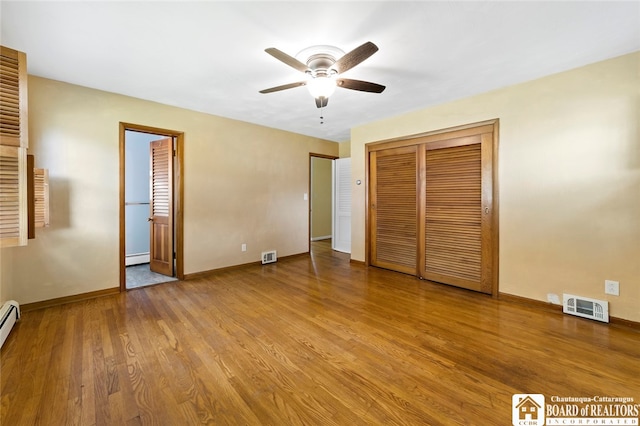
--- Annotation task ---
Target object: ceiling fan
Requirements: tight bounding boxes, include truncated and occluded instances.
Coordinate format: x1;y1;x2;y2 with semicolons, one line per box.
259;41;385;108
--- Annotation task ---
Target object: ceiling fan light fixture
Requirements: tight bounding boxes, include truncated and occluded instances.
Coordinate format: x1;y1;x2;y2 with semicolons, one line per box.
260;41;384;109
306;76;336;99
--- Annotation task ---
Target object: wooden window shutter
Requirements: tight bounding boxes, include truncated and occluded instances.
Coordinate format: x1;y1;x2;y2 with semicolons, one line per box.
0;145;27;247
34;168;49;228
1;45;29;246
28;154;50;235
0;46;28;148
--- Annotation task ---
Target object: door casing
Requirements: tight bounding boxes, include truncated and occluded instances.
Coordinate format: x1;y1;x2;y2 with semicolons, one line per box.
119;123;185;291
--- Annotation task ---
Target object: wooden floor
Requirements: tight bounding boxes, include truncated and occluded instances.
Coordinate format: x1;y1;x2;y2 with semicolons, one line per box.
1;241;639;425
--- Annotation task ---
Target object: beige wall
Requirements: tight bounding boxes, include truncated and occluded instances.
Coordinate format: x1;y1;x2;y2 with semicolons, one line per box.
0;76;337;304
339;141;351;158
351;52;640;322
311;157;332;239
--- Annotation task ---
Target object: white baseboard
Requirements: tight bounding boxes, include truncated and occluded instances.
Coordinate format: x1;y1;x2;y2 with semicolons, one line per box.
126;253;150;266
311;235;332;242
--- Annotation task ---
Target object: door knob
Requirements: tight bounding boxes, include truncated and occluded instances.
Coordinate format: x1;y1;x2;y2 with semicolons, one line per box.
148;217;154;222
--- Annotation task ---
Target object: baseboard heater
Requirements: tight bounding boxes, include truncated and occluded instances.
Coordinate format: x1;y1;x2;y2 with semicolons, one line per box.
0;300;21;349
563;294;609;323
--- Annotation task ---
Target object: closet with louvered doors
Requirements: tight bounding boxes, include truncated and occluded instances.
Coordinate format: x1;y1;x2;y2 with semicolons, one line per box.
367;121;498;296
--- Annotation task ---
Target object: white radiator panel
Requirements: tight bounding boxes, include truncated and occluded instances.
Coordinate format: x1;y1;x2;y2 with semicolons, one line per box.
0;300;20;349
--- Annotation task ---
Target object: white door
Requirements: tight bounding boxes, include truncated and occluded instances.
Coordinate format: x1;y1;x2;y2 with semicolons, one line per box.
332;158;351;253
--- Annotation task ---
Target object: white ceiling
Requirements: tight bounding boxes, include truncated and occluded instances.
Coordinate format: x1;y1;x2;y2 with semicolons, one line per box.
1;1;639;142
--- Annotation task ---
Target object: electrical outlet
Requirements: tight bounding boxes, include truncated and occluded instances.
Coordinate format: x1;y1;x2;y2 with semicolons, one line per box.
605;280;619;296
241;243;247;252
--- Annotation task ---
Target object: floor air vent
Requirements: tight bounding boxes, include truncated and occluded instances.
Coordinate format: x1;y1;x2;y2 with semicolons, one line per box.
261;250;277;264
563;294;609;323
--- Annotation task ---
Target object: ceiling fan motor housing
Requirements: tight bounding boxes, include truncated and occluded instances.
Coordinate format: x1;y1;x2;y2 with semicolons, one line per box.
306;53;338;77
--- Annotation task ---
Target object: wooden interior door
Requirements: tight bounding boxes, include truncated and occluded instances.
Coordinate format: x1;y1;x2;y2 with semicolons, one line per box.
149;137;174;276
369;145;418;275
420;134;493;293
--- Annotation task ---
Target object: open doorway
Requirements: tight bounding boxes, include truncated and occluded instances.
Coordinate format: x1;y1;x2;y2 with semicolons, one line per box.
309;154;351;255
119;123;184;291
310;156;334;248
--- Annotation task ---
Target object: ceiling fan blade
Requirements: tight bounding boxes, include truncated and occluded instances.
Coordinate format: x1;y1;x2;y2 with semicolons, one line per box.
337;78;385;93
265;48;309;73
259;81;306;94
333;41;378;74
315;96;329;108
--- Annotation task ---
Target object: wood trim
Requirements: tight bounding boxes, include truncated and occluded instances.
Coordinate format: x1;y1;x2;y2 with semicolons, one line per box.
498;293;562;313
423;134;480;151
366;120;498;152
610;316;640;332
480;132;494;295
21;287;120;312
175;132;184;280
499;293;640;331
349;258;365;266
119;124;126;290
119;123;185;292
309;153;339;160
490;121;500;298
184;252;310;280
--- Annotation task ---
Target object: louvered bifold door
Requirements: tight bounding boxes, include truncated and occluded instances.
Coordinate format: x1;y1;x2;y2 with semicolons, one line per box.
370;146;418;275
149;138;173;276
421;135;492;293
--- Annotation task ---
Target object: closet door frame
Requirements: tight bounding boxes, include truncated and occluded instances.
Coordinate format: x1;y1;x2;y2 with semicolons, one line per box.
365;119;500;297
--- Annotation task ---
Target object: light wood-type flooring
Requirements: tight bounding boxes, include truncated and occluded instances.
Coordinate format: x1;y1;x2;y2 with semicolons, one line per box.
1;241;639;425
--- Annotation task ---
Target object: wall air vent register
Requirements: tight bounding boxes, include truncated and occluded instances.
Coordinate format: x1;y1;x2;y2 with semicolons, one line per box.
563;294;609;323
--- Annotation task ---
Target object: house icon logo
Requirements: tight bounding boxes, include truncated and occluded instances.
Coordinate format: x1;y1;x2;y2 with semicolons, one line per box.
512;394;545;425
